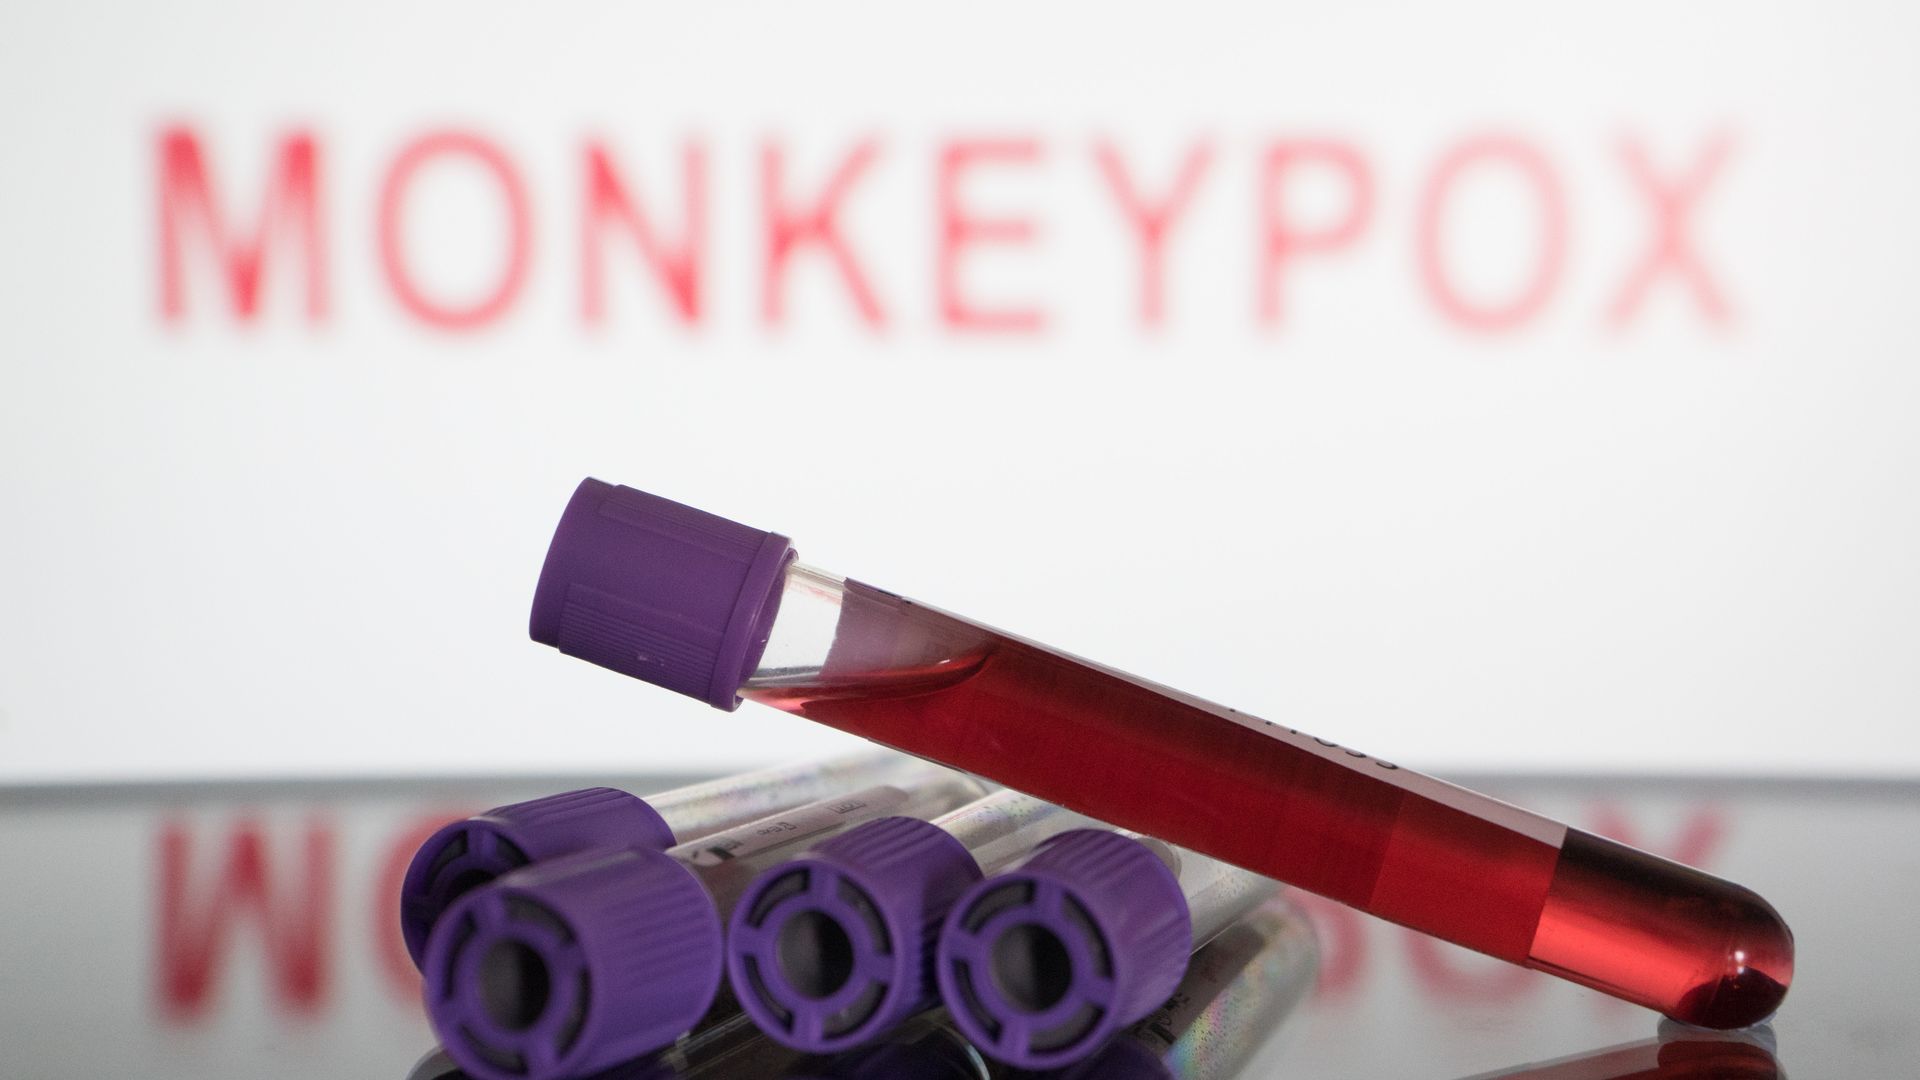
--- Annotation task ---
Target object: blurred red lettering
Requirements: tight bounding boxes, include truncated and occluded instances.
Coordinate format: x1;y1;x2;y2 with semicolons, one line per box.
1287;889;1369;996
760;138;887;328
157;126;326;323
1608;134;1734;327
1402;932;1540;1000
378;131;531;330
153;126;1739;337
156;818;334;1019
1257;139;1373;326
1094;139;1214;328
1587;803;1726;868
583;140;706;326
1417;135;1567;331
374;810;471;1001
937;137;1045;333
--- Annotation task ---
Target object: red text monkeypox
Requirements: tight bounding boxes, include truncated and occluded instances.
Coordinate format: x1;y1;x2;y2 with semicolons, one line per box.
155;125;1736;335
150;802;1726;1021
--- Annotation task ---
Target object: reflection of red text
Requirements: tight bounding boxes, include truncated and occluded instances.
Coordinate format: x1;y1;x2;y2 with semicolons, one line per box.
149;803;1732;1022
1585;801;1724;869
1294;805;1730;1003
156;817;335;1019
372;810;475;1002
155;126;1736;336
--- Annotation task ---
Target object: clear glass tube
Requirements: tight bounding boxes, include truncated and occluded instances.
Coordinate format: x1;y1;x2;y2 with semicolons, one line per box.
1121;893;1320;1080
933;788;1090;873
645;749;947;843
736;564;1793;1028
1130;835;1282;948
670;770;989;917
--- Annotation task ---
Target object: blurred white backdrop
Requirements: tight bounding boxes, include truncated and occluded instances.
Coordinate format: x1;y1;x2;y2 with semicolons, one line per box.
1;0;1916;781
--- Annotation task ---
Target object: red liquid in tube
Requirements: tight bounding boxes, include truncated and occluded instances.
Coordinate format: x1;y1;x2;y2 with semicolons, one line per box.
742;580;1793;1029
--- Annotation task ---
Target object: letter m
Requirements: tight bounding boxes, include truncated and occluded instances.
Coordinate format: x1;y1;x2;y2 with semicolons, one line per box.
157;125;326;323
156;817;334;1020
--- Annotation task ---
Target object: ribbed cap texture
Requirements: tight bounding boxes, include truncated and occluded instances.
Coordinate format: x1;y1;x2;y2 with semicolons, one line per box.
400;788;675;969
481;788;679;857
529;479;793;709
936;829;1191;1069
425;848;723;1080
1018;831;1192;1025
729;817;981;1053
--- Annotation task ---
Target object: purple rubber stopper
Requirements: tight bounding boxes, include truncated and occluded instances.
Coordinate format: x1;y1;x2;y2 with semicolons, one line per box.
934;830;1191;1070
400;788;676;969
727;817;983;1054
530;478;795;710
423;847;723;1080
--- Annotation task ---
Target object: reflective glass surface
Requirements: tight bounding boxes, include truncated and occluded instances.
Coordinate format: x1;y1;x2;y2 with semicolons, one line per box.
1;775;1910;1077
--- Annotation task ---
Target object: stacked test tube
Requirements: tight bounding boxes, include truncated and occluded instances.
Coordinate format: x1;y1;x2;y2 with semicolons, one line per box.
402;753;1316;1080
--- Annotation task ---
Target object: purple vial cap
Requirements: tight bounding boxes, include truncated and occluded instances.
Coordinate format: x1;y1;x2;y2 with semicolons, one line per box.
530;478;795;710
400;788;676;969
728;817;983;1054
934;830;1191;1071
422;847;723;1080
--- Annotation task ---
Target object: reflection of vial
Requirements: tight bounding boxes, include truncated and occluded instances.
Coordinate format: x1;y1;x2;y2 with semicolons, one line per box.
421;764;986;1080
529;480;1793;1028
401;750;936;967
1451;1025;1784;1080
934;828;1278;1069
728;789;1090;1053
402;1013;811;1080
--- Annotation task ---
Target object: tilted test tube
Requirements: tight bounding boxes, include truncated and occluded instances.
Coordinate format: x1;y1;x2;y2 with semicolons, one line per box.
727;788;1091;1054
528;479;1793;1029
935;829;1279;1069
421;761;987;1080
401;749;938;967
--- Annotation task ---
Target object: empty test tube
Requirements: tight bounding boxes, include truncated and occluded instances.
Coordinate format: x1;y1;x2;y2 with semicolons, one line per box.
728;788;1091;1053
422;762;988;1080
935;828;1279;1069
402;750;935;966
527;479;1793;1028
